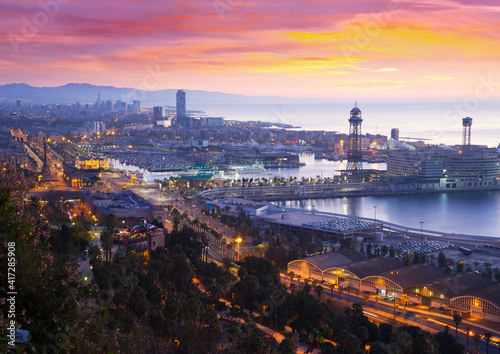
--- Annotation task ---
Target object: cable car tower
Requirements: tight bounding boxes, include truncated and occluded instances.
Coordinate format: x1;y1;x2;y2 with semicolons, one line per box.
347;102;363;177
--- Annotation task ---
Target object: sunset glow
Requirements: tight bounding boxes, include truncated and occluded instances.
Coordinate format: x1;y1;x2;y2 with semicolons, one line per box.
1;0;500;98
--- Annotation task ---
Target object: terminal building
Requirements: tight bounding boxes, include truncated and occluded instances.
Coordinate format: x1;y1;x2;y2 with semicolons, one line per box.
386;145;500;191
444;146;500;189
451;283;500;322
387;148;453;178
288;253;500;323
287;249;366;281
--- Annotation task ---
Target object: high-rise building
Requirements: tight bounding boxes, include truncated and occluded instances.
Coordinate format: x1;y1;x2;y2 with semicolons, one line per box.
153;106;165;121
133;100;140;113
176;90;186;118
462;117;472;146
391;128;399;141
16;100;22;109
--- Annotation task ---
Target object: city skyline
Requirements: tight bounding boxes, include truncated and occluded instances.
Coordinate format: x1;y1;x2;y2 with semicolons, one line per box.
2;0;500;99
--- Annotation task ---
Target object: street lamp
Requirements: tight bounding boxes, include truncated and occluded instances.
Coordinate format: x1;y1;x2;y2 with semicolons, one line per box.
204;245;209;262
236;237;242;261
312;204;316;237
420;221;424;255
373;205;377;236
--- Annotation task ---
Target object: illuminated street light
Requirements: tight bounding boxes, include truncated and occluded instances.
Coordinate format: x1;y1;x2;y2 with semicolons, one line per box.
236;237;242;261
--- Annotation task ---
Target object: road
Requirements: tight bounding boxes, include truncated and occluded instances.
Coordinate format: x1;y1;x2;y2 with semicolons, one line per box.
282;276;500;353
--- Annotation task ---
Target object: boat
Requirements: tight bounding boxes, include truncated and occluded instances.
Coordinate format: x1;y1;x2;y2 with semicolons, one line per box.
213;164;281;181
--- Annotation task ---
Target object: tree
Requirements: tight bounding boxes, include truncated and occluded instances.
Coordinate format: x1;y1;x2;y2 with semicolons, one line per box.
446;258;455;273
430;254;436;265
465;326;471;346
101;213;117;261
473;260;481;271
456;260;464;272
494;268;500;283
278;332;298;354
338;286;344;300
346;285;352;303
329;283;335;298
366;243;373;257
222;256;233;273
288;271;295;288
379;323;393;344
403;251;411;266
484;331;493;354
0;166;118;351
389;245;395;258
315;285;324;299
363;293;370;307
400;294;410;320
438;251;447;268
453;314;462;340
374;294;380;310
208;282;226;304
473;333;481;353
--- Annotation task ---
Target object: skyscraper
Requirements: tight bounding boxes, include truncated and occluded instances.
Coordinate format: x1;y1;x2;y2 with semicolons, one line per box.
176;90;186;118
462;117;472;146
153;106;165;121
391;128;399;141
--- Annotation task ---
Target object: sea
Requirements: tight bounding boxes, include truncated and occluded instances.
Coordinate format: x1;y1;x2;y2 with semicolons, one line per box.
267;153;500;238
189;102;500;237
190;101;500;147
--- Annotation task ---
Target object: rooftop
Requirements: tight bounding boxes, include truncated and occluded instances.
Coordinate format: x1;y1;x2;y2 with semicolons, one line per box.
340;256;406;279
375;263;448;289
465;283;500;307
412;272;493;299
289;249;366;271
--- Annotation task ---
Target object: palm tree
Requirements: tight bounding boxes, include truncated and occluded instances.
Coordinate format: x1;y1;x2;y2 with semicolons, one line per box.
484;331;493;354
453;314;462;340
374;295;380;310
363;294;370;307
473;260;480;271
473;333;481;353
430;254;436;265
338;286;344;300
346;285;352;303
329;283;335;298
208;282;225;304
355;288;360;303
222;257;233;273
288;271;295;288
315;285;324;299
400;294;410;320
466;326;471;346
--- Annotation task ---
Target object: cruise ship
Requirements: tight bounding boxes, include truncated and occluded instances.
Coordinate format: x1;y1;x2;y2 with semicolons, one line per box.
213;164;281;181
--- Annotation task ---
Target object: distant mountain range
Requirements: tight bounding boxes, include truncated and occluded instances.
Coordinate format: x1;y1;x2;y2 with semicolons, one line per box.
0;83;323;106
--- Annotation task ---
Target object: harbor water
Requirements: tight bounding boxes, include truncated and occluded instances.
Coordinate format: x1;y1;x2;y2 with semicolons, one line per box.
271;153;500;238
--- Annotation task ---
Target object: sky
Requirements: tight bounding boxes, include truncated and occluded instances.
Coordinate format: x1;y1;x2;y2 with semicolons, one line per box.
1;0;500;99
